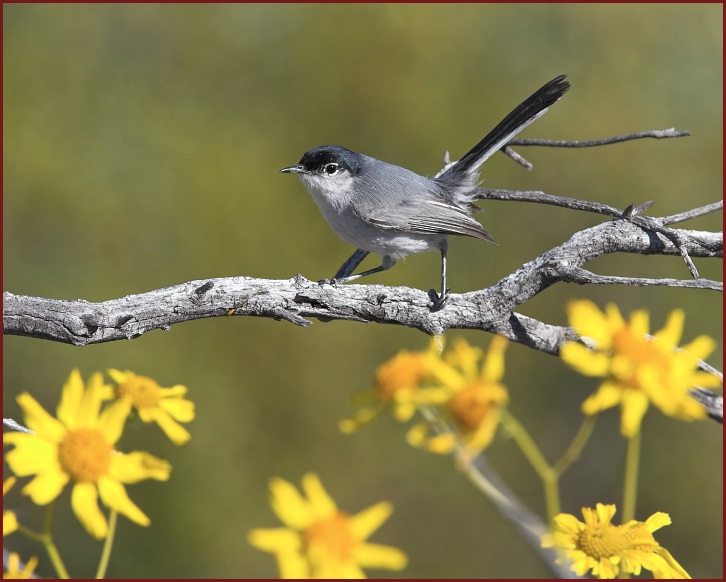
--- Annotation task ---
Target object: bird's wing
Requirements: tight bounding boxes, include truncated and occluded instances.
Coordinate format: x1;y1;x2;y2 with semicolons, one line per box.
364;198;495;242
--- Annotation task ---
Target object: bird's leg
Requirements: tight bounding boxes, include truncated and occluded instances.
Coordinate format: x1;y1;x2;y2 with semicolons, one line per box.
428;243;450;311
333;248;369;280
319;250;395;285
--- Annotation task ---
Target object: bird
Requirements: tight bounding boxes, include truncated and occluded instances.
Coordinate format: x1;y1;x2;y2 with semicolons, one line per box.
281;74;570;309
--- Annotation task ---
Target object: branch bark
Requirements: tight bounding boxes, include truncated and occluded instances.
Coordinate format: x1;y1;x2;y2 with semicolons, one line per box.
4;216;721;347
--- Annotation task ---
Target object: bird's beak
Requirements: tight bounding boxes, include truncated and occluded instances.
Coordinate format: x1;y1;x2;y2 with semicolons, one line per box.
280;165;307;174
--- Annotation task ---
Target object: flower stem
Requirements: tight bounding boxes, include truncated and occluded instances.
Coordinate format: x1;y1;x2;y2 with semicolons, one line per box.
553;415;596;476
32;502;70;579
500;410;560;522
621;430;641;524
95;509;118;578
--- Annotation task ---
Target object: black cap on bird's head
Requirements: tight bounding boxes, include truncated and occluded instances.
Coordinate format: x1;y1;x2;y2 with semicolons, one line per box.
280;145;364;177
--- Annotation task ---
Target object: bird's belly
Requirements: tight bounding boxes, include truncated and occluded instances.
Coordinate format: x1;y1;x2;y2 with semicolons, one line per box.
314;200;441;259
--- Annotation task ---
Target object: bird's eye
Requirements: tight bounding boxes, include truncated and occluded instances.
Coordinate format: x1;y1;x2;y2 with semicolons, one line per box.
323;163;339;175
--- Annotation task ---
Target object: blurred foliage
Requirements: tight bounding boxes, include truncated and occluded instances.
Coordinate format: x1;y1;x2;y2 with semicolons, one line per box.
3;4;722;578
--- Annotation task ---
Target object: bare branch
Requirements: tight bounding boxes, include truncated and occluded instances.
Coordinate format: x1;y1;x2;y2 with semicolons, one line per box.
4;219;720;347
507;128;691;148
661;201;724;225
689;389;724;423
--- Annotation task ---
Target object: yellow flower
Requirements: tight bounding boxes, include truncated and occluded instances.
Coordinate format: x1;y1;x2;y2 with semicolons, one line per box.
561;301;721;437
407;336;509;456
3;552;39;579
542;503;690;579
106;369;195;445
3;477;18;536
248;473;407;578
3;369;172;539
339;339;451;433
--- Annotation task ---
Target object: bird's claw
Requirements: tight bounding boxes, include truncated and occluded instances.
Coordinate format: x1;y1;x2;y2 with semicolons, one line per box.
428;288;450;311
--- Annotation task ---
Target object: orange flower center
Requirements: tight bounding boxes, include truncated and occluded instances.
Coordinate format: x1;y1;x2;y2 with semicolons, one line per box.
375;353;429;401
611;328;669;389
449;382;496;431
117;375;161;409
57;428;112;483
612;328;664;365
303;512;357;562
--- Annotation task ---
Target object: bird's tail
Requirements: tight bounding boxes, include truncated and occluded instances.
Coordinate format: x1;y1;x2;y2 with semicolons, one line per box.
436;75;570;191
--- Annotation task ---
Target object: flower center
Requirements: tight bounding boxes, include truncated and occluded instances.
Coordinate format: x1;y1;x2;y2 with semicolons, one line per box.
449;382;495;430
375;353;429;401
303;512;357;562
117;375;162;409
57;428;112;483
577;523;628;559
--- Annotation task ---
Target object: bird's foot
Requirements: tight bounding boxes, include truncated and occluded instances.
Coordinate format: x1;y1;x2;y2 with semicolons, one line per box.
428;288;450;311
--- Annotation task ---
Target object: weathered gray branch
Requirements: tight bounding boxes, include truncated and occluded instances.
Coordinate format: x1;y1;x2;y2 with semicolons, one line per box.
4;216;721;347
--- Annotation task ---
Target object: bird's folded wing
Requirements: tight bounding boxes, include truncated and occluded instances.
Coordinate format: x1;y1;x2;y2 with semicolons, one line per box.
365;198;495;242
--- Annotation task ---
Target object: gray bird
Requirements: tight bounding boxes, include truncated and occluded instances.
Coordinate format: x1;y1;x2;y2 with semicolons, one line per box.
281;74;569;309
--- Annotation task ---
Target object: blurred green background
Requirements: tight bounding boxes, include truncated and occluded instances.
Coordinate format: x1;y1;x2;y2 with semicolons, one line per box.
3;4;722;578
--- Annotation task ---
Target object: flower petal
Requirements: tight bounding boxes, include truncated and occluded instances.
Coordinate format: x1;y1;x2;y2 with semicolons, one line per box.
619;390;649;437
15;393;66;441
654;309;684;347
269;477;313;530
349;501;393;540
248;529;307;579
159;397;195;422
71;482;108;538
560;343;610;377
248;527;301;552
149;408;192;444
22;466;69;505
97;475;150;527
481;335;507;382
158;384;189;397
567;300;613;349
644;512;672;532
109;451;171;483
57;369;85;428
354;542;408;571
3;433;59;477
582;382;623;415
77;372;106;428
97;399;132;445
301;473;337;518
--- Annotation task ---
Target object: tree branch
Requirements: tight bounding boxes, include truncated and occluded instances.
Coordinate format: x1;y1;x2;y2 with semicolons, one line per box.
4;129;721;422
4;218;721;346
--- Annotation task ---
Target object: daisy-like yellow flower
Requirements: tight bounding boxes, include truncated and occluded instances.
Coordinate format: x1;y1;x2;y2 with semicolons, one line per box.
3;477;19;536
106;369;195;445
248;473;407;579
542;503;690;579
339;339;451;433
560;300;721;437
407;336;509;456
3;369;171;539
3;552;39;579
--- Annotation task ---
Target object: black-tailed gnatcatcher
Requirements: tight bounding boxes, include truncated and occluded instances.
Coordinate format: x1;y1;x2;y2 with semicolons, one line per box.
281;74;569;309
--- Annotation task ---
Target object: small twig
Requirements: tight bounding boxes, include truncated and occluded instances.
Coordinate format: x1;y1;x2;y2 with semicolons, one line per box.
661;201;723;225
689;388;723;423
3;418;33;434
507;128;691;148
559;266;722;291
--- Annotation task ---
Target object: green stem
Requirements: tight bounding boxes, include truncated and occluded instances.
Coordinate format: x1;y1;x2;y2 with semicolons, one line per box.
500;410;561;522
95;509;118;579
553;415;596;476
17;502;71;578
621;430;641;524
